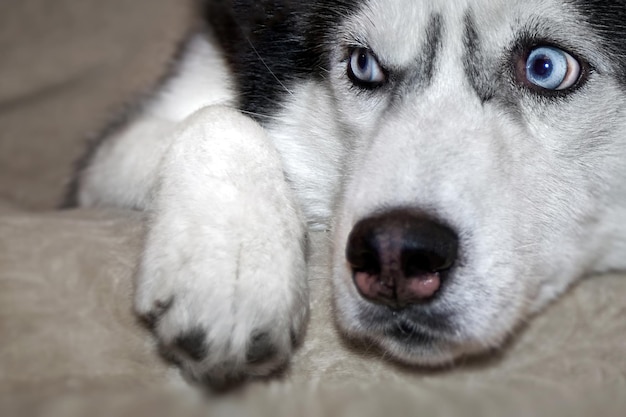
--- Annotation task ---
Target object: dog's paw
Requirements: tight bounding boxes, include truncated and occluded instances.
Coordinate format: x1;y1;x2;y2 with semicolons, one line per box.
135;236;309;387
135;202;309;388
134;106;309;387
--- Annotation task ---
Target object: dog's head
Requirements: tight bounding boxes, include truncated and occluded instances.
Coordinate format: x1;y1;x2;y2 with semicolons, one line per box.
322;0;626;365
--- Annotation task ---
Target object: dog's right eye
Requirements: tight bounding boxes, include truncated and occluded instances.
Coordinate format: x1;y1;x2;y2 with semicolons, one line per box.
347;48;387;88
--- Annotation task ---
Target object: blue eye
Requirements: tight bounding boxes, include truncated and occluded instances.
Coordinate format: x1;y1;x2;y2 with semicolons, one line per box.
348;48;386;87
525;46;581;91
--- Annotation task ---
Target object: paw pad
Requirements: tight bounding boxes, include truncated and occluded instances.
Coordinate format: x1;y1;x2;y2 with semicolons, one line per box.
139;298;174;328
173;328;209;362
246;331;278;364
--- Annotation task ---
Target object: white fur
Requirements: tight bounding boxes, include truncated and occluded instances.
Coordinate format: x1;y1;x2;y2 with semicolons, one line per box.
330;0;626;363
80;36;311;382
79;34;234;209
77;0;626;382
135;106;308;382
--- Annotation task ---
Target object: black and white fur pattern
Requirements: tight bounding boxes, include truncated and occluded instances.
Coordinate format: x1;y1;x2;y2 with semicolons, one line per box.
68;0;626;386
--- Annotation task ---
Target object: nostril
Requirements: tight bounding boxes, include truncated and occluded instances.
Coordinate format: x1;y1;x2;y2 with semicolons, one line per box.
402;230;458;276
346;231;381;275
402;250;445;276
347;250;381;275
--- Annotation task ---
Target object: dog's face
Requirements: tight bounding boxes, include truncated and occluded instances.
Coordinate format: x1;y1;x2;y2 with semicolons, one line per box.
322;0;626;364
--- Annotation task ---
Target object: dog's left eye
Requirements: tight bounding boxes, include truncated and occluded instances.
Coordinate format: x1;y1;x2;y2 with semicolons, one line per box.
348;48;386;88
524;46;581;91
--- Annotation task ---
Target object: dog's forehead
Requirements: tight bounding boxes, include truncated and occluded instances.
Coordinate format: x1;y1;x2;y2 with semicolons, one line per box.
341;0;587;67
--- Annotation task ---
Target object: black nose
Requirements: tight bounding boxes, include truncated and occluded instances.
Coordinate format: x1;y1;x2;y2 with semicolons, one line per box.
346;209;458;308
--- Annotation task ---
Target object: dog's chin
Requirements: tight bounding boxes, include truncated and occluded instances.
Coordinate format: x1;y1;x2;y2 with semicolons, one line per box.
332;275;515;367
367;323;461;367
372;337;461;368
335;306;498;367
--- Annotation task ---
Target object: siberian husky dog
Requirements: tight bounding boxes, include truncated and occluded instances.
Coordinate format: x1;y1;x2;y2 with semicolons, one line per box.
67;0;626;385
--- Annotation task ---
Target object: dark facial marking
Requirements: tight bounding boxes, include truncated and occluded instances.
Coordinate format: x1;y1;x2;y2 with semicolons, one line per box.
463;11;496;103
421;14;444;87
387;14;443;106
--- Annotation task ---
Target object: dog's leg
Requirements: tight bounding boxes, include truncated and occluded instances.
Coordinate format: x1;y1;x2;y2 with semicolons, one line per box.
132;106;308;386
78;103;309;385
74;32;234;211
73;33;309;385
75;116;177;209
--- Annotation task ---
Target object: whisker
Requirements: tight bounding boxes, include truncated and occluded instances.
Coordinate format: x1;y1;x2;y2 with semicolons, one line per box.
238;109;283;122
246;36;294;97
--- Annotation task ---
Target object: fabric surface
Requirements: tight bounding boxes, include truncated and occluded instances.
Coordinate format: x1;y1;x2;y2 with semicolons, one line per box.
1;1;625;415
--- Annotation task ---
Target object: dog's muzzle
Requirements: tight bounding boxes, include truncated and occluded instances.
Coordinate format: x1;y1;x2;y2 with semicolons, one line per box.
346;209;459;309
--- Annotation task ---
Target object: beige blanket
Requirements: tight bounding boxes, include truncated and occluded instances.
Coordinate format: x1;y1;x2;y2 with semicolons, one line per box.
1;1;625;415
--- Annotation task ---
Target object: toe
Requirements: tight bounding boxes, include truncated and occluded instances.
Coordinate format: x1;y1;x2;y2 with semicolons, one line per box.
246;331;279;365
172;327;210;362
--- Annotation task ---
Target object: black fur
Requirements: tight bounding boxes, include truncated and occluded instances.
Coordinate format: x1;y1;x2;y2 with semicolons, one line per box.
202;0;359;122
63;0;358;206
571;0;626;86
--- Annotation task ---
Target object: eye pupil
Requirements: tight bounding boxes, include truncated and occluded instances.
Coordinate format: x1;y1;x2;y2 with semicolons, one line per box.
532;55;553;79
358;53;369;71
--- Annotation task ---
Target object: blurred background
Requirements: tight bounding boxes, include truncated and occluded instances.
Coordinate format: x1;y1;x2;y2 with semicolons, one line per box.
0;0;192;209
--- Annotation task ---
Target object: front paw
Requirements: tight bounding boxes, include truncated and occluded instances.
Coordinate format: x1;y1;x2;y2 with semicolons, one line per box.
135;213;309;387
134;106;310;387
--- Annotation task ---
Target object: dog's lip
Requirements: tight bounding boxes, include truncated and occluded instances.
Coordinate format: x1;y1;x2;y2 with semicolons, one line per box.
356;303;456;344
